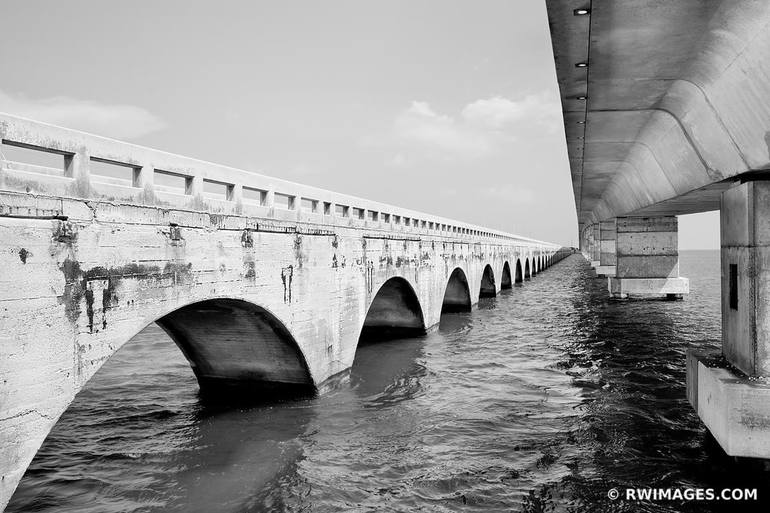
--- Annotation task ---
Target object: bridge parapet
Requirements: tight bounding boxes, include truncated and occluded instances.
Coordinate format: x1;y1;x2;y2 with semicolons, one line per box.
0;113;543;246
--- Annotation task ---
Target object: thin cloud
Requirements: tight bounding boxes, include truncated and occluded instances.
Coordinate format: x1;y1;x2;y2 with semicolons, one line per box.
0;89;165;140
462;93;562;133
480;184;535;204
394;101;495;158
389;92;561;161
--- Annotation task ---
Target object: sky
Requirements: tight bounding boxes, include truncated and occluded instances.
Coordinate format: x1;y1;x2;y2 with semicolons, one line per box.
0;1;719;248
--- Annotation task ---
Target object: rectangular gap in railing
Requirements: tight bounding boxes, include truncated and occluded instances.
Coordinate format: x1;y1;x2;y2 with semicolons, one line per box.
382;213;390;223
243;186;267;206
335;204;349;217
203;178;234;201
394;215;401;225
352;207;364;220
90;157;140;187
369;210;379;222
0;140;72;176
323;202;332;215
301;197;318;213
155;169;192;195
275;192;295;210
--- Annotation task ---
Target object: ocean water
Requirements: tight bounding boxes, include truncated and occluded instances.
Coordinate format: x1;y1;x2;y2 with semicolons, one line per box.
10;250;770;512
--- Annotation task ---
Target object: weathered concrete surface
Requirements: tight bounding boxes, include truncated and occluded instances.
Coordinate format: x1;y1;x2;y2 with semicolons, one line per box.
596;219;616;277
547;0;770;224
609;216;688;299
719;181;770;377
688;350;770;459
0;113;569;510
685;181;770;459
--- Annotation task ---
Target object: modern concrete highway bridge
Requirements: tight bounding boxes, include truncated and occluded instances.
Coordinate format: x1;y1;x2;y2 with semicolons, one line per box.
547;1;770;459
0;113;569;508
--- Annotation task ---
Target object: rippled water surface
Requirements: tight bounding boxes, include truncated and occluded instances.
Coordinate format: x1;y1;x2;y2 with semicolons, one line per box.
10;251;770;512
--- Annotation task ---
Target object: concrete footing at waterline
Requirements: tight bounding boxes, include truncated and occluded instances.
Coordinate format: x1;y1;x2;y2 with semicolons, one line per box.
687;350;770;459
609;277;689;300
595;265;615;278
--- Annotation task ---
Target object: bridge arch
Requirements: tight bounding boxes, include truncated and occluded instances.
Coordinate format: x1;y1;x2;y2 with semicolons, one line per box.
515;259;524;284
360;277;426;342
479;264;496;298
524;258;531;280
501;261;513;290
157;298;314;394
442;268;472;313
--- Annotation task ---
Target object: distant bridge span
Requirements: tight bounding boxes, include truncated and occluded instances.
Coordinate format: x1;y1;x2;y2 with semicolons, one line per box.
0;113;569;508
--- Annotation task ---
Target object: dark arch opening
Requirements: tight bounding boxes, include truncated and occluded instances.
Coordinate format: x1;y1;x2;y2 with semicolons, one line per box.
360;277;426;343
501;262;513;290
442;268;472;313
158;299;314;396
524;259;531;280
9;304;317;512
515;259;523;284
480;264;496;298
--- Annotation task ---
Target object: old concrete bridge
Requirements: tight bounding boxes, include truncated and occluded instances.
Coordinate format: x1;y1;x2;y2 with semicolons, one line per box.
547;1;770;460
0;113;569;508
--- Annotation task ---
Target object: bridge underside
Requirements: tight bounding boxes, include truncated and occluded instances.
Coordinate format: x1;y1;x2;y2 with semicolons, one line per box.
547;0;770;225
548;0;770;459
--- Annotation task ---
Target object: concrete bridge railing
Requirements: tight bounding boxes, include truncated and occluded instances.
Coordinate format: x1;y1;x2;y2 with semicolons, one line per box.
0;113;570;509
0;114;540;243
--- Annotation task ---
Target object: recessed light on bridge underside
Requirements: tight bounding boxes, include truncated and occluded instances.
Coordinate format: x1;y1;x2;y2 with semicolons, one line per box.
577;121;586;124
573;8;590;16
576;96;588;100
575;62;588;68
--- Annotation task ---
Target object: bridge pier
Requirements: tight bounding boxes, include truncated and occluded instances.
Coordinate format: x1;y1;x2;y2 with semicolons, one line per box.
609;216;689;299
595;219;616;278
688;181;770;458
589;223;601;269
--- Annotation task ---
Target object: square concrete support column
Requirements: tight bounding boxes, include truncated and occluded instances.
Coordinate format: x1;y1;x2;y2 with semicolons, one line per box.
596;219;616;277
580;224;590;261
687;181;770;459
590;223;601;268
609;216;689;299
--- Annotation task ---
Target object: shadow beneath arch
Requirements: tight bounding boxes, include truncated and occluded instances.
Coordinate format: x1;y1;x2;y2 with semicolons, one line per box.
7;323;319;513
158;299;315;399
441;268;472;314
359;277;426;344
480;264;496;298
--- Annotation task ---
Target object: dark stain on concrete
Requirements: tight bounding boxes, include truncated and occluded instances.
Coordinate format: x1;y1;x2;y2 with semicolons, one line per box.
53;220;77;243
244;260;256;279
281;265;294;303
294;234;304;268
58;259;192;330
18;248;29;263
59;258;85;325
84;287;95;333
241;229;253;248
